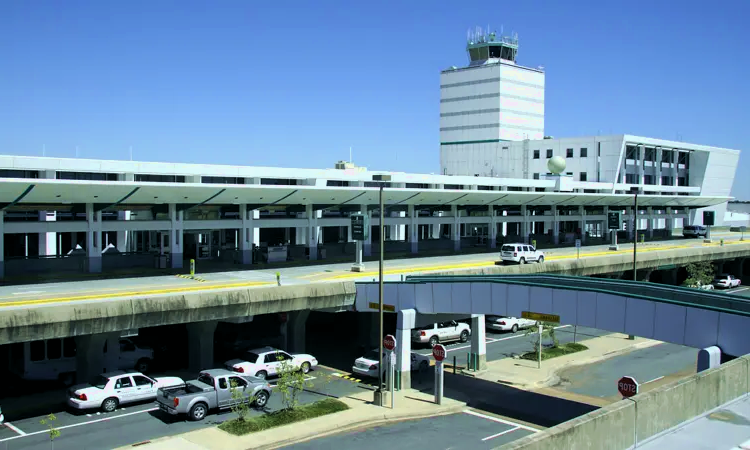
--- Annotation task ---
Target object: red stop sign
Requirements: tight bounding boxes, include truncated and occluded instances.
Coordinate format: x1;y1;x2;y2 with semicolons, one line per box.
617;376;639;398
383;334;396;351
432;344;447;362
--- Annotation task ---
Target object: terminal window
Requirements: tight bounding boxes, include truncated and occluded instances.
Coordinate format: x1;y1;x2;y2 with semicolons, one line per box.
546;149;553;158
533;173;539;180
579;172;587;181
566;148;574;158
580;148;588;157
533;150;540;159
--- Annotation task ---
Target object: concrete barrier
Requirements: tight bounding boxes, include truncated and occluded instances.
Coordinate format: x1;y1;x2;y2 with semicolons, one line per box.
497;355;750;450
0;282;357;344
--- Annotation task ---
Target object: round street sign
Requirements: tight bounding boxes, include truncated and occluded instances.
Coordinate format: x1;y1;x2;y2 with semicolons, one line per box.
383;334;396;351
432;344;447;362
617;376;639;398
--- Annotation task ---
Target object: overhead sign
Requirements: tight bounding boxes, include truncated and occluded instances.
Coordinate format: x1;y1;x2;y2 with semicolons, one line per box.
607;212;621;230
432;344;447;362
522;311;560;323
383;334;396;351
703;210;715;226
617;376;639;398
368;302;395;312
351;213;370;241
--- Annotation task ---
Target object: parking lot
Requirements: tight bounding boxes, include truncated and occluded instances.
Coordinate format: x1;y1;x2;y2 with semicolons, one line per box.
286;409;538;449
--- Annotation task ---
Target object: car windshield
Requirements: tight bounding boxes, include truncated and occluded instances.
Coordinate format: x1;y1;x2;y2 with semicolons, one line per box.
243;351;261;363
363;350;381;361
92;375;109;389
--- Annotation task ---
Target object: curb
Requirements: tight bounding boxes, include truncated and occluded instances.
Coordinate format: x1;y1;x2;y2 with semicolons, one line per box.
253;403;467;450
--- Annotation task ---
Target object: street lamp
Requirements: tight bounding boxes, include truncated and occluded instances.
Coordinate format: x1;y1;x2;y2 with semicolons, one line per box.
629;186;638;340
372;174;392;406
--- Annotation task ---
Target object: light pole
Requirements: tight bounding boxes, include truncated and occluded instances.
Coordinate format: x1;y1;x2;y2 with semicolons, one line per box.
629;186;638;340
372;174;391;406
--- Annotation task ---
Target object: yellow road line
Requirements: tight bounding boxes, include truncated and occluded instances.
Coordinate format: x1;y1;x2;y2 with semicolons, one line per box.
0;280;274;308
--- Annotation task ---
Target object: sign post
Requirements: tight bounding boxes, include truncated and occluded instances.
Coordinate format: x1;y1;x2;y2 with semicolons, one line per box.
350;213;369;272
537;321;543;368
575;239;581;259
383;335;396;409
608;211;621;251
703;210;715;243
617;376;639;398
433;344;446;405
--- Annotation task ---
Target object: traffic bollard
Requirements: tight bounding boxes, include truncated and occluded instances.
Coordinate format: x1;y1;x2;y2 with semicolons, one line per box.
190;259;195;277
276;272;281;286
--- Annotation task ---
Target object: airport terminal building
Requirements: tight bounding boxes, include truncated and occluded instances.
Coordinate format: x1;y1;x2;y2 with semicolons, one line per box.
0;29;740;278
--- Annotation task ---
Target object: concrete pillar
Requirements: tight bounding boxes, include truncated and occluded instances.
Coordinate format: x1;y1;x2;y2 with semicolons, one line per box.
187;321;218;373
75;332;119;384
451;205;460;251
86;203;102;273
239;204;254;264
408;204;418;254
665;207;674;236
357;312;379;350
656;147;663;185
306;205;318;260
579;205;586;244
697;346;721;372
647;207;654;239
521;206;529;243
282;310;310;354
627;207;635;240
488;205;497;249
638;144;645;184
116;211;130;252
169;203;183;269
38;211;57;256
285;227;293;245
470;314;487;370
395;309;415;390
502;210;508;237
663;268;678;285
672;150;679;187
553;207;560;245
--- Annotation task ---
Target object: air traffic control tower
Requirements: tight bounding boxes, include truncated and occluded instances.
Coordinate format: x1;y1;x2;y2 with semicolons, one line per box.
439;27;545;149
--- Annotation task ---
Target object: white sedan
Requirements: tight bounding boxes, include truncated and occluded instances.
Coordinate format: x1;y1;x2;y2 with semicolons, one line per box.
67;371;184;413
486;315;536;333
352;350;430;379
225;346;318;380
713;274;742;289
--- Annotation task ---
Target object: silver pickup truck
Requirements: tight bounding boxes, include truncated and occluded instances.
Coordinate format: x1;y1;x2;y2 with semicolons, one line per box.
157;368;272;421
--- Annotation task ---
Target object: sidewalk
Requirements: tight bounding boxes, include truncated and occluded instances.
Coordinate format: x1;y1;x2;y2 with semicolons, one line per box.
467;332;662;391
114;389;465;450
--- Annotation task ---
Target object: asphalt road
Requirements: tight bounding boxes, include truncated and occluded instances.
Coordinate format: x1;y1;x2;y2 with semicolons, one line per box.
0;367;364;450
412;324;609;367
554;342;698;399
285;410;539;450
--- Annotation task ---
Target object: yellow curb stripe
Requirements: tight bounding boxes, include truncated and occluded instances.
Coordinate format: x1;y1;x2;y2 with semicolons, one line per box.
0;280;275;308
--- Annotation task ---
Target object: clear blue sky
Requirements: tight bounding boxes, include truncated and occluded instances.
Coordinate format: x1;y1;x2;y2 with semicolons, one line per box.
1;0;747;199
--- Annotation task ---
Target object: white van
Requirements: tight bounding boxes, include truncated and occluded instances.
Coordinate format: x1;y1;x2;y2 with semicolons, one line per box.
9;337;155;385
500;243;545;264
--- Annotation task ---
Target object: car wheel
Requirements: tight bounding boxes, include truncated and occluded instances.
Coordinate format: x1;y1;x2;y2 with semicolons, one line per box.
429;335;439;347
519;257;526;265
255;370;268;380
459;330;469;343
135;358;151;373
101;397;118;413
301;362;311;374
189;402;208;421
511;324;519;333
254;391;269;408
538;256;544;263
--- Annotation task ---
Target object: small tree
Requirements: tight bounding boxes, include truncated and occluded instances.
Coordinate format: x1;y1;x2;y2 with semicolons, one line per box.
229;378;251;421
524;321;559;352
684;262;715;287
40;413;60;446
275;354;315;411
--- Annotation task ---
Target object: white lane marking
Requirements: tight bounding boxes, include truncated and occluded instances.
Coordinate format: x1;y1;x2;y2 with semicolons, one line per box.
0;407;158;443
4;422;27;436
732;287;749;293
644;376;664;384
11;291;45;295
463;409;539;432
441;325;572;354
482;426;520;441
269;375;316;388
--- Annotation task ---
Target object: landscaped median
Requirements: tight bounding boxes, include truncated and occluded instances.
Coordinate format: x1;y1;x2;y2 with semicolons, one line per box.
520;342;589;361
219;398;350;435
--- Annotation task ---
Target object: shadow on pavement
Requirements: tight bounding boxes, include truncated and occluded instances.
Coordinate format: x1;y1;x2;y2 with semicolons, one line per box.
417;371;598;428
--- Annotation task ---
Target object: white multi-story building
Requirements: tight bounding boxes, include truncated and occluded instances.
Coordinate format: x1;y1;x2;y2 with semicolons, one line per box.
440;30;740;226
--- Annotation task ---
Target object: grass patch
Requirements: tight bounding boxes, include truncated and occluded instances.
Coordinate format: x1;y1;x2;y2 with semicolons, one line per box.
218;398;350;436
520;342;589;361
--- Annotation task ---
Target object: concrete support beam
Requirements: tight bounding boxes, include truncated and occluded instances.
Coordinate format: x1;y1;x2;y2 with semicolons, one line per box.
470;314;487;370
238;204;257;264
451;205;460;252
169;203;183;269
628;207;635;241
553;207;560;245
86;203;102;273
282;310;310;354
75;332;119;384
579;205;586;244
395;309;416;390
361;205;372;257
408;204;418;254
187;320;218;373
647;207;654;239
306;205;319;260
116;211;130;252
38;211;57;256
488;205;497;249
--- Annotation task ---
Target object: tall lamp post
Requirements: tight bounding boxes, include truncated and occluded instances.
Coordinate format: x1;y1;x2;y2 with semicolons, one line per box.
629;186;638;340
372;174;391;406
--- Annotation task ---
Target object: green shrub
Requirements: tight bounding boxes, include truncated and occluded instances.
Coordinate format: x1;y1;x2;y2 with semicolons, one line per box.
219;398;349;436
